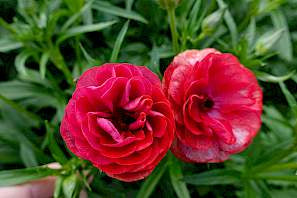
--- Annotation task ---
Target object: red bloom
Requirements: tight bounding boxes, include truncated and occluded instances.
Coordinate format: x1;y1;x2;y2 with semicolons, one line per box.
60;63;175;182
163;49;262;163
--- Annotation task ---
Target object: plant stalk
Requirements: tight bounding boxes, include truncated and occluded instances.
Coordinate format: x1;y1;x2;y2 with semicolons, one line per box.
168;8;179;53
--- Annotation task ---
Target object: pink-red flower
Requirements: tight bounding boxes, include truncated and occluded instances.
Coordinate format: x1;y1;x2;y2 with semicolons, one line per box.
60;63;175;182
163;49;262;163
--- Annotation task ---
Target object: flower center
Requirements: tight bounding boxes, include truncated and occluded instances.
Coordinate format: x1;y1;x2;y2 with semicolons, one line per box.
203;98;214;109
112;109;136;131
195;95;214;112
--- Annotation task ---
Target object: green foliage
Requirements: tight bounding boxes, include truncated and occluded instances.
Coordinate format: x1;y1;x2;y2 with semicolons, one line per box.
0;0;297;197
0;166;60;186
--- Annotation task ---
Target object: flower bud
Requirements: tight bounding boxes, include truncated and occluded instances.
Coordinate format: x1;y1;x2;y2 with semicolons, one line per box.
157;0;181;9
255;28;284;55
201;7;226;35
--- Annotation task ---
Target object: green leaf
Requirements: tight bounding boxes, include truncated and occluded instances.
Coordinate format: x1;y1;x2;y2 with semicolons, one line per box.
64;0;84;13
14;50;34;76
54;176;64;198
0;94;41;125
45;121;68;164
270;190;297;198
263;162;297;172
148;45;162;78
184;169;241;185
63;174;79;198
57;20;117;43
92;1;148;23
254;172;297;181
255;70;295;83
110;20;129;62
244;180;260;198
136;159;168;198
0;142;20;164
0;81;60;109
20;142;38;167
216;0;238;47
271;10;293;61
0;166;60;186
0;38;23;52
61;0;94;32
245;17;256;51
250;141;293;173
40;52;50;79
279;82;297;116
79;43;96;64
169;155;190;198
187;0;202;34
126;0;134;10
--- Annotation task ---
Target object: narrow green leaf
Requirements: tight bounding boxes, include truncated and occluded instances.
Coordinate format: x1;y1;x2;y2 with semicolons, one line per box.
0;143;20;164
250;141;293;173
184;169;241;185
136;160;168;198
279;82;297;116
14;50;34;76
245;17;256;50
79;43;96;64
83;3;93;25
0;18;16;33
187;0;201;34
254;173;297;181
110;20;129;62
60;0;94;32
0;38;23;52
63;175;79;198
271;10;293;61
45;121;68;164
216;0;238;47
0;166;60;186
65;0;85;12
256;181;272;198
54;176;64;198
244;180;259;198
148;45;162;78
126;0;134;10
92;1;147;23
270;190;297;198
255;70;295;83
0;94;41;124
40;52;50;79
292;75;297;84
57;21;117;43
20;142;38;167
189;0;207;37
169;155;190;198
263;162;297;172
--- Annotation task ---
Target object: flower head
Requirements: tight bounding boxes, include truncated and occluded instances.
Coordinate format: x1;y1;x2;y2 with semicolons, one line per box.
163;49;262;162
61;63;175;181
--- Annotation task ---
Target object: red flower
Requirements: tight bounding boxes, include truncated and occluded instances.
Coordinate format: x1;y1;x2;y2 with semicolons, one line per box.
163;49;262;163
60;63;175;182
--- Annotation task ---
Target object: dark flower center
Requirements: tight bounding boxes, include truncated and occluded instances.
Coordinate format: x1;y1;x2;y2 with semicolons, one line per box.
196;95;214;112
203;98;214;109
112;109;136;131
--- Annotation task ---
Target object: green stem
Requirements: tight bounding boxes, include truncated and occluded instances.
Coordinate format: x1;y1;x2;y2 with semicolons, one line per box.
168;8;179;53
